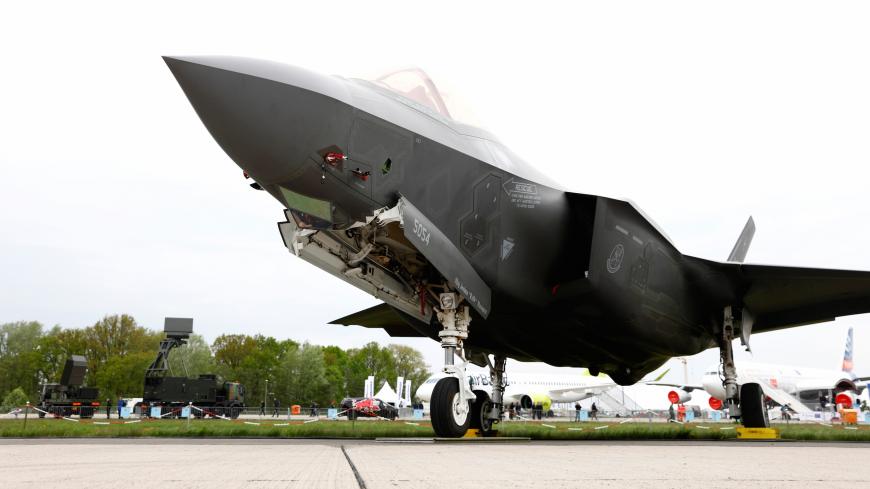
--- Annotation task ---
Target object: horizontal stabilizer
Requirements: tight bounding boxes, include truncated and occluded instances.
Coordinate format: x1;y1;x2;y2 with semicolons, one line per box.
330;303;430;338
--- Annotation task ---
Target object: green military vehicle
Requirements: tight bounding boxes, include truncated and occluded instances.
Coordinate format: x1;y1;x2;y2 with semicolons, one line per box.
38;355;101;418
142;318;245;418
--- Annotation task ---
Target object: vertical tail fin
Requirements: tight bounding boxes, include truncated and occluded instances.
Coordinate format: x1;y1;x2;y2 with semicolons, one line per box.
727;216;756;263
842;327;854;374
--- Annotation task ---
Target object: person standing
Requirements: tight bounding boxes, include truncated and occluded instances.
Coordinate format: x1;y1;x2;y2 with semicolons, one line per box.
668;403;675;422
574;402;582;422
781;403;791;423
259;400;266;416
106;399;111;419
272;398;280;417
310;401;318;418
117;398;124;419
590;402;599;421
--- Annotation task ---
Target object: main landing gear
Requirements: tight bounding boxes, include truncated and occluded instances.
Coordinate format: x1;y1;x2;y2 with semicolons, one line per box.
429;292;505;438
719;306;769;428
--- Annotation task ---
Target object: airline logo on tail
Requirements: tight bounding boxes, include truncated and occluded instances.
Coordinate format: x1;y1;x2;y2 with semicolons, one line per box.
842;327;854;373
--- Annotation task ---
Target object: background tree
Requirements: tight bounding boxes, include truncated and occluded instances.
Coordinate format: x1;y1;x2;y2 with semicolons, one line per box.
93;352;155;399
212;334;298;406
167;334;215;377
0;321;45;399
1;387;29;412
322;345;350;403
0;315;430;408
275;343;330;406
346;342;397;397
389;344;430;398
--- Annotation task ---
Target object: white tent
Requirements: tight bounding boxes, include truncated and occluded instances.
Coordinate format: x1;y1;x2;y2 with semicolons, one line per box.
374;381;398;403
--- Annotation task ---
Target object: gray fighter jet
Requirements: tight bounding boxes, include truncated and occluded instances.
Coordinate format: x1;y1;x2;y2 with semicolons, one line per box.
165;56;870;436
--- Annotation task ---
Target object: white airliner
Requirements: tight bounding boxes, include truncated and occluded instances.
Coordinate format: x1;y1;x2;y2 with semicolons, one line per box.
657;327;868;414
416;369;665;411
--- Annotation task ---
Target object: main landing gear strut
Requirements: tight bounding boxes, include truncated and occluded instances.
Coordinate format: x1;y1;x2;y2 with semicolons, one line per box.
429;292;505;437
719;306;769;428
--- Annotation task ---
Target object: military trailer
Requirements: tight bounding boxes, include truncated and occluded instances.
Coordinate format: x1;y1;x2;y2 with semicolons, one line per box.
38;355;100;418
142;317;245;418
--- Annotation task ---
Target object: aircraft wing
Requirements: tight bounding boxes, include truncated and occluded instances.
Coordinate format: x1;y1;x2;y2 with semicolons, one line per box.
330;303;431;338
547;383;618;396
552;370;673;395
647;382;704;392
689;257;870;334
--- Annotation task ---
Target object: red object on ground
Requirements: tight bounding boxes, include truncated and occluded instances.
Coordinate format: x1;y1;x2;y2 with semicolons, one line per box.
667;391;680;404
836;393;853;408
708;397;723;410
353;398;380;415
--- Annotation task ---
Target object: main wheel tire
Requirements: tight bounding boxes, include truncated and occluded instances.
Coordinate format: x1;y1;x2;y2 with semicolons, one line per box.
431;377;471;438
740;382;770;428
470;391;496;434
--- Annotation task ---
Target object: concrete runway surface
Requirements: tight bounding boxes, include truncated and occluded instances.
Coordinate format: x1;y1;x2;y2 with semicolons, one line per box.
2;438;869;489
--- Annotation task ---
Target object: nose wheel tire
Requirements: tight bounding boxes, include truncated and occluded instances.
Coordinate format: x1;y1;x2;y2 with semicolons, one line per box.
470;391;496;435
431;377;471;438
740;382;770;428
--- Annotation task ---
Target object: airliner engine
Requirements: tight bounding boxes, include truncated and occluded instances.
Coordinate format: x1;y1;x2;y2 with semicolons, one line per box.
515;393;552;411
667;389;692;404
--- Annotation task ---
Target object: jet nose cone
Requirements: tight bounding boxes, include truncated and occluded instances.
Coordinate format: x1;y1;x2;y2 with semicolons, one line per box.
163;55;353;186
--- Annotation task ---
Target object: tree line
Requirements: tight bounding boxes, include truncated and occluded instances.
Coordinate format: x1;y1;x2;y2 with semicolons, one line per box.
0;314;430;409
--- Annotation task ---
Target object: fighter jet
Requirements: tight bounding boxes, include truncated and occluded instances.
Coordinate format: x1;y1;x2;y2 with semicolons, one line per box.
164;56;870;437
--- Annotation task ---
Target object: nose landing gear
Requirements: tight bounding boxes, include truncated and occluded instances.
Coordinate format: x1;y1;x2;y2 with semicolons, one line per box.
429;292;507;438
429;292;476;437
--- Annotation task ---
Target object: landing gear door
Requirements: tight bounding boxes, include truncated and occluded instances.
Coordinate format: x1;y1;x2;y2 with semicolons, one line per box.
400;196;492;318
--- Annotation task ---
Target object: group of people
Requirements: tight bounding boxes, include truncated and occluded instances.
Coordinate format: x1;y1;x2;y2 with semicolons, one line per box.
667;403;688;422
506;402;544;419
258;399;321;417
572;402;598;421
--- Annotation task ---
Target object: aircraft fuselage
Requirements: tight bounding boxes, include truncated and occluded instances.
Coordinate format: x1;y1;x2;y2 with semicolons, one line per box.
167;56;739;383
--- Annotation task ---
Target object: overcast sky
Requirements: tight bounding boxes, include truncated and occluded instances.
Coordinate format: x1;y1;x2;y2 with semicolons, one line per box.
1;1;869;408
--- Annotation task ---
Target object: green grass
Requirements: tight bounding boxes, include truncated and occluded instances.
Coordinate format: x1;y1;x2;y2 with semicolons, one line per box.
0;418;432;438
3;418;870;441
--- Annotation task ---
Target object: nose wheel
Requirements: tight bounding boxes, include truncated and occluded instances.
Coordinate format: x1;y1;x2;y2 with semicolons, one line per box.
431;377;471;438
471;393;495;433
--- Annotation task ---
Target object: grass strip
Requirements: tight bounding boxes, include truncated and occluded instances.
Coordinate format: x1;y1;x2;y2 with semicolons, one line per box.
3;419;870;441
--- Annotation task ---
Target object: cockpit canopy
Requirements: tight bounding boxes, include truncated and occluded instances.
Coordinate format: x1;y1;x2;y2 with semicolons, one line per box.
365;67;480;128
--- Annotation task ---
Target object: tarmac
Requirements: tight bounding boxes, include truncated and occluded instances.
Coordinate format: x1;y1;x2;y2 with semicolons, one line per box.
2;438;870;488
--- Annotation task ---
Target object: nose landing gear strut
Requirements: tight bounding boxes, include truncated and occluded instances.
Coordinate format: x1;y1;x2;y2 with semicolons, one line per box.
429;292;506;437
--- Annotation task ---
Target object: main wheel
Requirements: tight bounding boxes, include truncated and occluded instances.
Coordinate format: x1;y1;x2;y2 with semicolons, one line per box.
470;391;497;434
740;382;770;428
431;377;471;438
